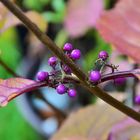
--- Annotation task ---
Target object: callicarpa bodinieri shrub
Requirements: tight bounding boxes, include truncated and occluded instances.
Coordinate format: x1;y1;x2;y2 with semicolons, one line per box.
0;0;140;124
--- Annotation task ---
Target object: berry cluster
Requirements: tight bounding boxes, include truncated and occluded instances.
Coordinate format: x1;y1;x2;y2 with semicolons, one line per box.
36;43;81;98
89;50;126;85
36;42;126;98
89;51;109;84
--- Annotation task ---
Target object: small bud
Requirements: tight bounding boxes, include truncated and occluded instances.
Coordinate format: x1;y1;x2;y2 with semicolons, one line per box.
62;64;72;75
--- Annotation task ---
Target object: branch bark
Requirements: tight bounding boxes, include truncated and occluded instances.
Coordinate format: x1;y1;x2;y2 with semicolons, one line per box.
1;0;140;122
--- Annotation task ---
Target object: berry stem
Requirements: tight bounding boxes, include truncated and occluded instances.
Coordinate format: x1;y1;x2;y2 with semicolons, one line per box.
101;69;138;83
105;63;119;73
2;0;140;123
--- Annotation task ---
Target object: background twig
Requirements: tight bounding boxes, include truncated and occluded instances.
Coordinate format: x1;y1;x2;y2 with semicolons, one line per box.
0;59;19;77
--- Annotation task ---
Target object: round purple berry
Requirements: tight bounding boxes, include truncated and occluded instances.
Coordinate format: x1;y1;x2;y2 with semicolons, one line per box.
135;96;140;104
56;84;66;94
114;77;126;85
67;89;77;98
63;43;73;52
36;71;49;81
98;51;109;60
70;49;81;60
89;70;101;83
48;56;57;67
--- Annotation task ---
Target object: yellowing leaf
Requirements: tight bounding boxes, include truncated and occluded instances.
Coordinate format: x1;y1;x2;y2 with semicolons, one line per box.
51;104;140;140
26;11;47;31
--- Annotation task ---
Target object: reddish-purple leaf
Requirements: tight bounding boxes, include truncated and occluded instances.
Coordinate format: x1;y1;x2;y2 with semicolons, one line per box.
96;0;140;63
51;104;140;140
64;0;103;37
0;78;45;107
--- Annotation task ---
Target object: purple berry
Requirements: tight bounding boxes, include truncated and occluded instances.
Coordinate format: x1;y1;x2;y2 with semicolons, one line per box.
62;64;72;74
63;43;73;52
36;71;49;81
114;77;126;85
48;56;57;67
135;96;140;104
89;70;101;83
56;84;66;94
98;51;109;60
67;89;77;98
70;49;81;60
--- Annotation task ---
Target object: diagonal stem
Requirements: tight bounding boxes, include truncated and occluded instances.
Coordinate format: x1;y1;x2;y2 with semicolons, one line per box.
1;0;140;122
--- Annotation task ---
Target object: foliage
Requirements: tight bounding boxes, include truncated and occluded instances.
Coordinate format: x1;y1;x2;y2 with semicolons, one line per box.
97;0;140;63
64;0;103;37
52;104;140;140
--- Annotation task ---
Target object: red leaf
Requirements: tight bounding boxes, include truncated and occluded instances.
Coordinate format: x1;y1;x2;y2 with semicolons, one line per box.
97;0;140;63
0;78;45;107
64;0;103;37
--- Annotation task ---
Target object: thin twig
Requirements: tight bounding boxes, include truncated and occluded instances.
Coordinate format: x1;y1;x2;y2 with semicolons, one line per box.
0;59;19;77
36;92;67;119
1;0;140;123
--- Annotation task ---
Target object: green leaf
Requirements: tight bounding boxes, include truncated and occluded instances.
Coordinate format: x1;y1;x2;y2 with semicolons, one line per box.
0;102;41;140
42;12;64;23
52;0;65;12
23;0;50;11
